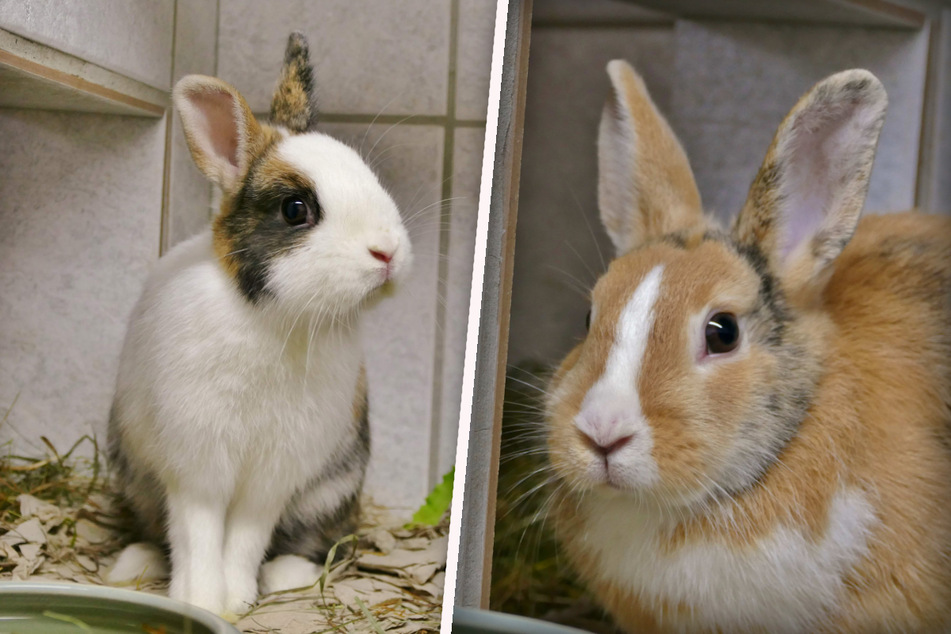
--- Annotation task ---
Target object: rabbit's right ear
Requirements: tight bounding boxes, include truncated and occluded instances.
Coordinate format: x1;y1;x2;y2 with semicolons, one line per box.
173;75;264;194
598;60;703;256
733;70;887;297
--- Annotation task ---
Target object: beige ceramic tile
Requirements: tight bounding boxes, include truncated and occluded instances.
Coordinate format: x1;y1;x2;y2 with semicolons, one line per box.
671;21;929;219
0;0;175;90
437;126;484;475
507;26;675;367
165;0;219;250
166;118;215;249
0;110;166;456
217;0;451;116
172;0;219;79
318;122;445;509
455;0;496;120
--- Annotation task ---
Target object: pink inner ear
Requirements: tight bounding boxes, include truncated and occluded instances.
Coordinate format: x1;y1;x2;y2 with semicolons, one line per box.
191;90;240;169
781;99;862;259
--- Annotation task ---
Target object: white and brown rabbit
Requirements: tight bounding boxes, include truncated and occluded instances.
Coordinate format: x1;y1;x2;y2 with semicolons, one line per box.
105;33;411;616
546;60;951;633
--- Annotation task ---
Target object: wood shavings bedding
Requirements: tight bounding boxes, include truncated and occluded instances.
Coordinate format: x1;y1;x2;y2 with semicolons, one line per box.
1;452;446;633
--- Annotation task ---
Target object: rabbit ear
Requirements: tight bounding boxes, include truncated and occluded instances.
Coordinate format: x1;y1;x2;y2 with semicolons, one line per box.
173;75;264;194
598;60;703;256
733;70;887;293
269;32;319;134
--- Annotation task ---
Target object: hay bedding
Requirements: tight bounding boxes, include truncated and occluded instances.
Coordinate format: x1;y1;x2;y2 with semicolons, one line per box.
0;443;445;633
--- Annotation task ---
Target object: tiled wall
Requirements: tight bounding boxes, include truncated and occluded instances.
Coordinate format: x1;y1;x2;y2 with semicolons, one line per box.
213;0;493;508
0;0;493;512
0;0;175;90
0;0;189;465
509;0;933;368
0;111;167;456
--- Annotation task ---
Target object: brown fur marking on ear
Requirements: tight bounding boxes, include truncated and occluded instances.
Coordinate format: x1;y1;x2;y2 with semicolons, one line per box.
617;68;702;239
734;70;888;302
599;60;704;253
175;75;268;193
270;32;318;134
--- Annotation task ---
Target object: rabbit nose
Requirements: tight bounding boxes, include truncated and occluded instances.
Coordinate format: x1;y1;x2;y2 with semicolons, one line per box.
578;428;635;457
369;248;393;264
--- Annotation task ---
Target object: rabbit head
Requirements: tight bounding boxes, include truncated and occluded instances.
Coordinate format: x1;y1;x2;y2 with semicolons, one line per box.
173;33;411;320
547;60;888;509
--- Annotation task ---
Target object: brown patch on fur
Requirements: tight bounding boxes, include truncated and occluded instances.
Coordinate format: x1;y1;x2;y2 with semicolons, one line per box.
211;124;286;278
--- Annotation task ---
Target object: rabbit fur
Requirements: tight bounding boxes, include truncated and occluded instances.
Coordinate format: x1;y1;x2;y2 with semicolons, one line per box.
546;60;951;633
106;33;411;616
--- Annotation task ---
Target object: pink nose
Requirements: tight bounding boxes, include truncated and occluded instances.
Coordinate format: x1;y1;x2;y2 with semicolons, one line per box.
579;430;634;457
370;249;393;264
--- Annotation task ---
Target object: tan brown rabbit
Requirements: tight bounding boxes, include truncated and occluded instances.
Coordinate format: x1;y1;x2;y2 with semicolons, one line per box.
546;60;951;633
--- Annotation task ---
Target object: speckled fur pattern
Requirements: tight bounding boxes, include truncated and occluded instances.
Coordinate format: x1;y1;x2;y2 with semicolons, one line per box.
269;32;319;134
546;60;951;633
106;34;411;616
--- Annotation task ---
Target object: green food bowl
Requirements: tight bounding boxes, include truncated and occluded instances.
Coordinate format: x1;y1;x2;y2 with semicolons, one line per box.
453;607;592;634
0;581;239;634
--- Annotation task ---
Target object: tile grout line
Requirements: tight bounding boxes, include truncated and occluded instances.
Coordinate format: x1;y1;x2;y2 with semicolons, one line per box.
159;0;180;257
214;0;221;76
428;0;461;490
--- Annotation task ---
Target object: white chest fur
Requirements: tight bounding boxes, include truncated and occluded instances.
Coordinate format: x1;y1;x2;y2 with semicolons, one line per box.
114;230;363;499
578;488;877;632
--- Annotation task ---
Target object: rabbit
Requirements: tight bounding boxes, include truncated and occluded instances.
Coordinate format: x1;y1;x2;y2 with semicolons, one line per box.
104;32;412;617
544;59;951;633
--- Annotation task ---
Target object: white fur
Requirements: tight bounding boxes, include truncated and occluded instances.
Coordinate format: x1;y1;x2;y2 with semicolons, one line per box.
268;134;412;318
259;554;321;595
106;542;168;584
575;266;664;488
579;487;877;632
112;124;411;615
113;229;367;613
114;67;411;616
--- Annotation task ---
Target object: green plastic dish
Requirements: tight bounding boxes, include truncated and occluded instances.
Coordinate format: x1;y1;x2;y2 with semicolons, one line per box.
0;581;239;634
452;607;593;634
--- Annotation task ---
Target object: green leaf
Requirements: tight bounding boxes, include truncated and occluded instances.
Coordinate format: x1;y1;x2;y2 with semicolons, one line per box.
410;466;453;526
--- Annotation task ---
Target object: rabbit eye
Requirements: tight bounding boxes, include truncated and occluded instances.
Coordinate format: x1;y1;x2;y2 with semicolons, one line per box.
281;196;309;226
585;308;592;332
705;312;739;354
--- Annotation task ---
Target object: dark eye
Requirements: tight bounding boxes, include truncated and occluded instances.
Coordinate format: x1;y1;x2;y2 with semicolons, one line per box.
585;308;592;332
705;312;740;354
281;196;309;226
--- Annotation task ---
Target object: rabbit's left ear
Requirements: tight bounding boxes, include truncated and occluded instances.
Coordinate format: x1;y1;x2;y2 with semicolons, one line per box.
733;70;888;293
270;32;319;133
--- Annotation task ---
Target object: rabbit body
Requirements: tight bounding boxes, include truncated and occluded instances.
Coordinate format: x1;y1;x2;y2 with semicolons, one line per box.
110;229;368;611
107;34;409;616
547;61;951;633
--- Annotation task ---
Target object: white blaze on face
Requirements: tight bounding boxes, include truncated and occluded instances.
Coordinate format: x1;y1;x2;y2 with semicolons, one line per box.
576;265;664;487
